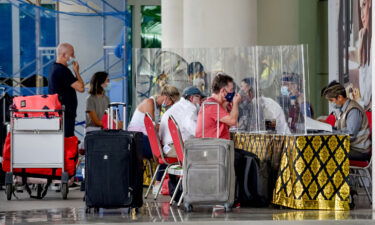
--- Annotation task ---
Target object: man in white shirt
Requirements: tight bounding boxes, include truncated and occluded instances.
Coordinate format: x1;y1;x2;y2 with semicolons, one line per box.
159;86;205;157
239;77;291;134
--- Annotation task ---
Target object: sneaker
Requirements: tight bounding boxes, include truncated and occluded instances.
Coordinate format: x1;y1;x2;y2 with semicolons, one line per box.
51;183;61;192
15;186;24;193
152;182;161;195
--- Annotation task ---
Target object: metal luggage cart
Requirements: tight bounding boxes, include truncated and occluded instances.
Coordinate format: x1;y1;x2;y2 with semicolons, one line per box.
5;107;69;200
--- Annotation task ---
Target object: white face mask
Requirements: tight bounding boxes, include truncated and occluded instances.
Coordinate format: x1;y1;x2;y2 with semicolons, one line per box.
280;86;290;96
195;103;200;111
67;57;76;66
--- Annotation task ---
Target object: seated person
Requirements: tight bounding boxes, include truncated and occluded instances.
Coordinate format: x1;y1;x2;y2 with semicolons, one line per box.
128;85;180;159
321;81;371;160
280;72;314;132
239;77;290;134
238;78;257;131
159;86;205;157
195;73;241;139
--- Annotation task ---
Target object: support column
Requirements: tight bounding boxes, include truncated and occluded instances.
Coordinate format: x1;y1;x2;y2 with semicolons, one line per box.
161;0;183;48
11;2;20;94
183;0;257;48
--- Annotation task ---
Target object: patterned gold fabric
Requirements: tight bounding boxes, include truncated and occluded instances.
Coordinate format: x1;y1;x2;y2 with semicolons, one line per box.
232;132;285;169
231;132;350;210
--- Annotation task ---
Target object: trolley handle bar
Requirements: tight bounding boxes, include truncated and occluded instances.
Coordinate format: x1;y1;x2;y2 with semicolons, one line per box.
11;109;65;113
108;102;126;107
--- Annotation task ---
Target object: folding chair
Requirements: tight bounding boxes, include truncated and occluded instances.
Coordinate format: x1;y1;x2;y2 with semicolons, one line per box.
144;112;178;200
349;110;372;205
167;115;185;206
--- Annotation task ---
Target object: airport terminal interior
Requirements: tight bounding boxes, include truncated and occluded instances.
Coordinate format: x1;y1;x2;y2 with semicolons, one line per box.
0;0;374;224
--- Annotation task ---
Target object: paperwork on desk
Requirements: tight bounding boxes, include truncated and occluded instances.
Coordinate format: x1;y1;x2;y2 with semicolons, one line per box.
305;117;333;132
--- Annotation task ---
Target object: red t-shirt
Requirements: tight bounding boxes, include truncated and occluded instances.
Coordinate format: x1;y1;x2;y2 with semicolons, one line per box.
195;97;230;140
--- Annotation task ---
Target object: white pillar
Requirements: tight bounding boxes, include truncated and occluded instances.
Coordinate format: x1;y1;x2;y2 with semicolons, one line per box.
161;0;183;48
183;0;257;48
328;0;340;82
257;0;299;45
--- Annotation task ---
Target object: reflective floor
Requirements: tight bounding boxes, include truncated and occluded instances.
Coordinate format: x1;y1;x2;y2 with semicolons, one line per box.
0;187;374;225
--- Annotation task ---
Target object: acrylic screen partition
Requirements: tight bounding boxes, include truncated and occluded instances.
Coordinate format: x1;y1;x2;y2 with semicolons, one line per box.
133;45;310;134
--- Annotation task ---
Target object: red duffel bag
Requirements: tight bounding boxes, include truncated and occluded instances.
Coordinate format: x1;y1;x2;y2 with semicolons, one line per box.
2;133;79;179
12;94;62;118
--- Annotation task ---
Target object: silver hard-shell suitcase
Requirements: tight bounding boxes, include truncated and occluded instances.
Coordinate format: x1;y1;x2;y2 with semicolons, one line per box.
182;101;235;212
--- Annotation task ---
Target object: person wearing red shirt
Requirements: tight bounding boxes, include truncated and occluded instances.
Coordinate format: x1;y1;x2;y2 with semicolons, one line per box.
195;73;241;139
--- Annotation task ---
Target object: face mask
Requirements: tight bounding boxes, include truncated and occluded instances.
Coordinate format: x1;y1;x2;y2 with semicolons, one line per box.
280;86;290;96
195;103;200;111
161;100;167;109
330;102;341;109
67;57;76;66
104;82;111;92
225;91;235;102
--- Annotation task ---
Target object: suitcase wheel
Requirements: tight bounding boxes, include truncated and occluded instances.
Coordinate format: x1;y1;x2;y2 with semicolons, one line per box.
224;203;232;212
184;203;193;212
61;183;68;200
85;207;99;214
6;184;13;201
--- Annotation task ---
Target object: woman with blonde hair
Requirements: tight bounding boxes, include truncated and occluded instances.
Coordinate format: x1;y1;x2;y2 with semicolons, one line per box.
128;84;180;159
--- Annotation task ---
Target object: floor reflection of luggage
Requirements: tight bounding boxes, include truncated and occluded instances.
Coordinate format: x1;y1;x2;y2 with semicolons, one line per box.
84;103;144;213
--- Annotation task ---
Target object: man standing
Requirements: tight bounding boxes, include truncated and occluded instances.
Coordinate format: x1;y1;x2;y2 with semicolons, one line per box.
159;86;205;157
321;81;371;160
195;73;241;139
49;43;84;137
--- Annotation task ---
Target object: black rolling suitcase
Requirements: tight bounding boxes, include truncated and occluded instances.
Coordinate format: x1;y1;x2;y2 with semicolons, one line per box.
84;102;144;212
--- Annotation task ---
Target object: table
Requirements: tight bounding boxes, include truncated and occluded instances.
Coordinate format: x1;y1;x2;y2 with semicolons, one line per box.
231;132;350;210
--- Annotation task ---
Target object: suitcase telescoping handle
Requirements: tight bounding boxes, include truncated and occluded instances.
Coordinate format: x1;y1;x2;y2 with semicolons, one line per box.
202;101;220;138
107;102;127;131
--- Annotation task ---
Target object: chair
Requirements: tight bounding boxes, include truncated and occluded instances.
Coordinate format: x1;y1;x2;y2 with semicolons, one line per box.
167;115;185;206
144;112;178;200
349;110;372;204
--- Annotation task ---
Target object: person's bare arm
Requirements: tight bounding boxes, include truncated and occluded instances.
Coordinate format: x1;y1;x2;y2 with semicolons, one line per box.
71;61;84;93
220;94;241;127
138;98;156;120
87;111;103;127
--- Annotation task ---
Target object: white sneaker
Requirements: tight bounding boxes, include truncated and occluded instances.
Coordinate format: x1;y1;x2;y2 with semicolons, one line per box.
152;183;161;195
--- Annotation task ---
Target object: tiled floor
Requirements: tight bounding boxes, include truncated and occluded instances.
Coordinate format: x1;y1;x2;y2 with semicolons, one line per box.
0;187;374;225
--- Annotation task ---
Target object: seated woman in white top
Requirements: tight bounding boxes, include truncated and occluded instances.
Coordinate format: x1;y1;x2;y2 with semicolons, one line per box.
128;85;180;159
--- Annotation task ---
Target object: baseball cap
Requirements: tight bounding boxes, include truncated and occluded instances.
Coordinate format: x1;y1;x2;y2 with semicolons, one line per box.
182;86;206;98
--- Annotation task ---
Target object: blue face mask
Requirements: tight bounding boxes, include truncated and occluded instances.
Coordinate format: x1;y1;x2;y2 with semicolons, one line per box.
280;86;290;96
225;91;235;102
104;82;111;92
161;100;167;109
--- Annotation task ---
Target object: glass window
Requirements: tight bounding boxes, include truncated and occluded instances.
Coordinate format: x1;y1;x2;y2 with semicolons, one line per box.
141;5;161;48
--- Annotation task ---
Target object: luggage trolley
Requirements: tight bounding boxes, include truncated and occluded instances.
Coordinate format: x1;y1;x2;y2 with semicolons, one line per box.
5;106;69;200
